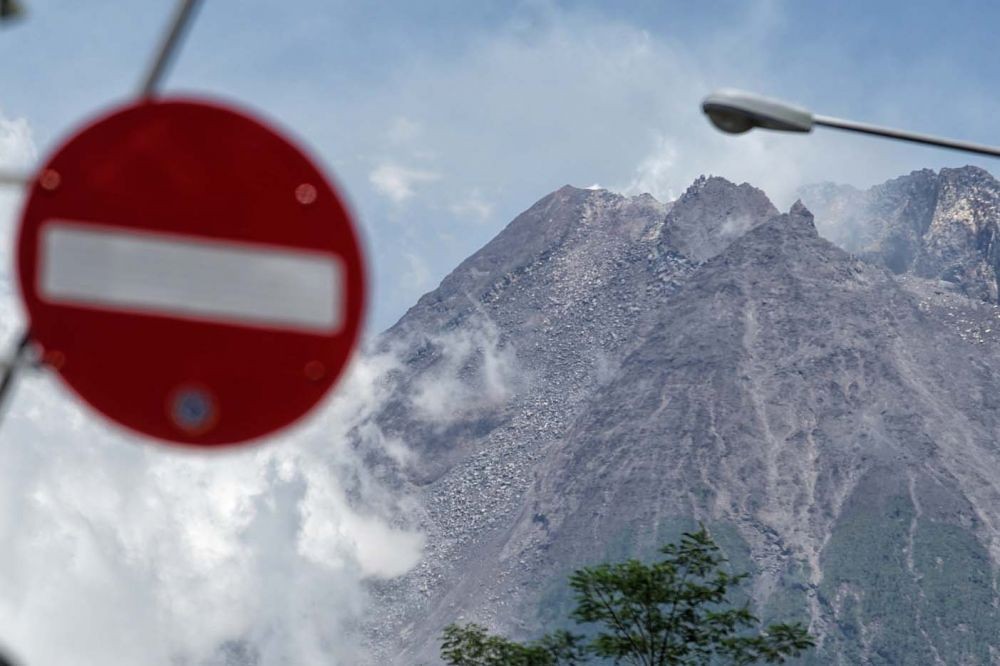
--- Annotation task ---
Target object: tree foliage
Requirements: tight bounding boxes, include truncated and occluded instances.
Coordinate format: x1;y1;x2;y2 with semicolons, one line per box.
440;623;582;666
441;527;814;665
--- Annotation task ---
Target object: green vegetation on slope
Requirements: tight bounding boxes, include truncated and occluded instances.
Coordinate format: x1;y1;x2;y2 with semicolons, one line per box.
443;526;814;665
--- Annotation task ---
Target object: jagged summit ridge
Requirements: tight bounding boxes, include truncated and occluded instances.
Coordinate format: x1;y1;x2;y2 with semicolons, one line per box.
800;165;1000;301
789;199;812;219
660;175;779;263
386;176;777;341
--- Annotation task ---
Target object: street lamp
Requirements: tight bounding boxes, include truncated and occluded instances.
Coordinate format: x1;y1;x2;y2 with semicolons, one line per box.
702;89;1000;158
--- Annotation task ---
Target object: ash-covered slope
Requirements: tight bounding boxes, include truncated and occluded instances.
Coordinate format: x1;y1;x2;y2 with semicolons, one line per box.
508;202;1000;665
367;172;1000;665
800;166;1000;302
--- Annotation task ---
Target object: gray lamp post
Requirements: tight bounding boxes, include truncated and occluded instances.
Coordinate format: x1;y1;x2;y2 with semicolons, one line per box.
702;89;1000;158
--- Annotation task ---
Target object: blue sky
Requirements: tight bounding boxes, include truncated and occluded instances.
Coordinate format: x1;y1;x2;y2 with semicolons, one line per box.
3;0;999;332
0;3;999;664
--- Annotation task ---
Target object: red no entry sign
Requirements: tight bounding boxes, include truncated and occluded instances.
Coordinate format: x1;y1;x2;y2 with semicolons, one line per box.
16;98;366;446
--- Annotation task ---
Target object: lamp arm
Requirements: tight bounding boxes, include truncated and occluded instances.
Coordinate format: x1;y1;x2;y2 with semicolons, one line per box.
813;114;1000;158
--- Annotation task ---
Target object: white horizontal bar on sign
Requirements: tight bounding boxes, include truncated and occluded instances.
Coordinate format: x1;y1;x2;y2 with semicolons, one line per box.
39;221;343;334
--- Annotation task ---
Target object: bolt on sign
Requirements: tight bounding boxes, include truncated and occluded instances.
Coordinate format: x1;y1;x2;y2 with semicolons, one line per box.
16;98;366;446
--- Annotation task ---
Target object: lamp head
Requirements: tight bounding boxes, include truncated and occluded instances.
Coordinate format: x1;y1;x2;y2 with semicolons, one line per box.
702;89;814;134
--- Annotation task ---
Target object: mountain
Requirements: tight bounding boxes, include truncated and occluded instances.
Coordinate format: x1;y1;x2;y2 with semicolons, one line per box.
363;168;1000;665
799;166;1000;302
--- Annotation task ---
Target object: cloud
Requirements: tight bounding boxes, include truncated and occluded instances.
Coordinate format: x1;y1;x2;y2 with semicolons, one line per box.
719;214;758;238
409;312;522;424
622;135;681;201
0;111;36;280
0;349;424;666
0;114;35;170
368;163;440;204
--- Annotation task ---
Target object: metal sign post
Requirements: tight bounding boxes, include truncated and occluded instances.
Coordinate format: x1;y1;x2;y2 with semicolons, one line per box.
0;331;34;420
139;0;202;98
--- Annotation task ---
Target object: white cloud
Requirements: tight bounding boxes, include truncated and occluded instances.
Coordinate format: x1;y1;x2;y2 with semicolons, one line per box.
0;113;36;171
409;313;522;424
368;163;440;204
621;135;680;201
0;349;424;666
0;112;36;283
720;214;757;238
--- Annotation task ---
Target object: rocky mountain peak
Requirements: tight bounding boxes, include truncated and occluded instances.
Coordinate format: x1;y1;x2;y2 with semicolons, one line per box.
712;200;836;284
938;164;995;185
914;167;1000;301
384;185;666;341
660;175;779;263
789;198;813;220
799;165;1000;301
930;166;1000;235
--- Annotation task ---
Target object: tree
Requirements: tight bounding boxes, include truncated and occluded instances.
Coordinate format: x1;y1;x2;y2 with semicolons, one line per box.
440;623;579;666
441;526;814;665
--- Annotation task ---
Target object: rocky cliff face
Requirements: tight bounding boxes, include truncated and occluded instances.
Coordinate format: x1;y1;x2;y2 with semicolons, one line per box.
800;166;1000;302
364;169;1000;665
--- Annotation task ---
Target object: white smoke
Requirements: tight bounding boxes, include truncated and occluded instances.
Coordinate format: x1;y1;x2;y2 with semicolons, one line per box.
409;312;522;424
0;351;425;666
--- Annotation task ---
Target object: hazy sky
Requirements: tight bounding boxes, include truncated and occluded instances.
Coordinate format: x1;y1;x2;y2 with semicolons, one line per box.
0;2;998;664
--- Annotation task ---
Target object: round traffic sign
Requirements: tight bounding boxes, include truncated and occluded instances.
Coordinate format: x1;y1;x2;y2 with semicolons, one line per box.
16;98;366;446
